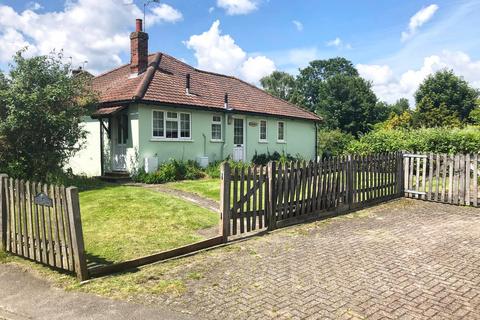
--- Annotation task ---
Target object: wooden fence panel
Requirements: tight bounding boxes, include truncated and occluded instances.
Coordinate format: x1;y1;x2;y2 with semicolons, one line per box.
0;176;88;280
222;152;403;235
403;153;479;207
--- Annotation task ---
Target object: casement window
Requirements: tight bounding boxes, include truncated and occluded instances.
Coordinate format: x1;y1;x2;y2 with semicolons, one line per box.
259;120;267;142
211;115;222;141
277;121;285;142
152;110;191;140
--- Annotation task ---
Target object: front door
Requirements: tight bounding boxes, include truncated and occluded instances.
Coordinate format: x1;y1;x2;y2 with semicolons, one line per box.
112;114;128;171
233;118;245;162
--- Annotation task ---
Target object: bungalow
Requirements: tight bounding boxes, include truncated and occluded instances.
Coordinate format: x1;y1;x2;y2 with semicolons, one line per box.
68;19;321;177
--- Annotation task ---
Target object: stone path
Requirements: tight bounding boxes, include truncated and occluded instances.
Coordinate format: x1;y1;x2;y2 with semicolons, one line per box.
134;199;480;320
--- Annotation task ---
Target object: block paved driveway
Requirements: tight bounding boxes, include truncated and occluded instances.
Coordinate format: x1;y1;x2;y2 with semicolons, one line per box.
146;199;480;320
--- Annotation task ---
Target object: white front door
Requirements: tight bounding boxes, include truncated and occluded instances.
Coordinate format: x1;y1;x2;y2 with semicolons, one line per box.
112;114;128;171
233;118;245;162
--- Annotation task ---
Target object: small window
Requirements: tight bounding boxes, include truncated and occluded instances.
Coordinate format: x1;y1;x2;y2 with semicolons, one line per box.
166;112;179;139
259;120;267;142
153;111;164;138
277;121;285;142
211;115;222;141
180;113;191;138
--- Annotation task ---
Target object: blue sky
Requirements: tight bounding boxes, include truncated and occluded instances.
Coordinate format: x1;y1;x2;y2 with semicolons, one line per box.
0;0;479;104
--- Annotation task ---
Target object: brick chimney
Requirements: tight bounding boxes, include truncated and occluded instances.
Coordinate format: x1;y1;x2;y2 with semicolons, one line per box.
130;19;148;75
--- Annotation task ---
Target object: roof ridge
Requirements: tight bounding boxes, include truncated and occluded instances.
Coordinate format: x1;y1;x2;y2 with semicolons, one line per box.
133;53;162;100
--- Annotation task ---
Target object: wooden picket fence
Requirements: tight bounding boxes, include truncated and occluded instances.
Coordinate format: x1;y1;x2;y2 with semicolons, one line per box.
220;152;404;235
0;174;88;280
403;153;480;206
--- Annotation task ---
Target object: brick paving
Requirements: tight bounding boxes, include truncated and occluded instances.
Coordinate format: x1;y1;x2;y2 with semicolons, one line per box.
143;199;480;319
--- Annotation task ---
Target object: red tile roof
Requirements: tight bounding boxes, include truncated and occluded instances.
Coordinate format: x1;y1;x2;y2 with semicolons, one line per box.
92;52;321;122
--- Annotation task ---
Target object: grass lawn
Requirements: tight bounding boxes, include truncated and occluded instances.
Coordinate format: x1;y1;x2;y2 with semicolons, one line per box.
80;185;219;264
166;178;221;202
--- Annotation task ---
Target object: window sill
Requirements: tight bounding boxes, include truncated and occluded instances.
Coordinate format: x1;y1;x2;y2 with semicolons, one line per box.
210;140;224;143
277;141;287;144
150;138;194;142
258;141;268;144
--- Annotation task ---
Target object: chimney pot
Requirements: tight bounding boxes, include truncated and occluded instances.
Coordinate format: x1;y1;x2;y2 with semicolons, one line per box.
136;19;143;32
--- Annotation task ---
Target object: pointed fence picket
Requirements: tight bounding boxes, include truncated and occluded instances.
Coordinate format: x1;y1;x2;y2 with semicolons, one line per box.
220;152;404;236
0;175;88;281
403;153;480;206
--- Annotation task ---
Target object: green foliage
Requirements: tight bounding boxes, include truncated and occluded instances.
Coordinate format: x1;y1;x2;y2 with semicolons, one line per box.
379;111;413;130
414;69;479;126
0;50;96;180
293;57;358;111
317;129;354;158
260;71;296;101
469;106;480;125
133;159;204;184
316;75;380;136
204;161;221;179
389;98;410;115
252;151;281;165
347;126;480;154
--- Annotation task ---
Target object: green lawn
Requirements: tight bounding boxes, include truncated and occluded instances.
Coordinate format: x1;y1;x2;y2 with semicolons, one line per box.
80;186;219;264
166;178;221;202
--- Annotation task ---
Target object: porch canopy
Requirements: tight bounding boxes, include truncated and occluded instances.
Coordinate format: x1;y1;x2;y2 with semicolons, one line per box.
91;105;126;119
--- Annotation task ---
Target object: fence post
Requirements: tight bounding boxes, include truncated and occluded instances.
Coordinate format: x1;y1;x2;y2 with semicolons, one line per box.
398;152;405;196
346;156;354;209
66;187;88;281
267;161;277;231
0;174;7;251
220;162;231;243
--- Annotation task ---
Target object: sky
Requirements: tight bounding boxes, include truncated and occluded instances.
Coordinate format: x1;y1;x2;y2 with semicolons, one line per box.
0;0;479;105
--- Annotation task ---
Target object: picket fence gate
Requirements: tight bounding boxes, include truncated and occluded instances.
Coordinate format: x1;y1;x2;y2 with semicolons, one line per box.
0;174;88;280
403;153;480;206
220;152;404;236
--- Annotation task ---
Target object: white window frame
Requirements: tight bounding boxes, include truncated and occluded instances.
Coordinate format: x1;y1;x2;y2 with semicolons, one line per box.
259;119;268;143
277;121;286;143
151;109;192;141
211;115;222;142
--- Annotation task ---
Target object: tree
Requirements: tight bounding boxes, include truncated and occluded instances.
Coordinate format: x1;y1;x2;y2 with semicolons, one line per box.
316;74;379;136
0;51;96;180
260;71;296;101
293;57;358;111
389;98;410;115
414;69;479;126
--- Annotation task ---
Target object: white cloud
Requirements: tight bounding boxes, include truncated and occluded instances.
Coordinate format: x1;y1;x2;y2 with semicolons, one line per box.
326;37;351;50
401;4;439;42
357;51;480;104
184;20;276;84
148;4;183;24
216;0;258;15
356;64;393;85
27;2;43;11
209;7;215;14
240;56;275;83
292;20;303;31
0;0;183;74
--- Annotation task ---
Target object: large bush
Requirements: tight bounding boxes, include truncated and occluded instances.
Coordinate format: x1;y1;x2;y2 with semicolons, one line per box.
317;129;354;158
0;51;95;180
347;126;480;154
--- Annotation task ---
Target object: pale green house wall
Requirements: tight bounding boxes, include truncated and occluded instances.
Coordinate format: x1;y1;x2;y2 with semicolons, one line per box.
69;103;317;176
137;103;316;166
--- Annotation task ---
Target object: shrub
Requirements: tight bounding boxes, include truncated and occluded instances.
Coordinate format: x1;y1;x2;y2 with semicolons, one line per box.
133;159;204;184
346;126;480;154
317;129;354;158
